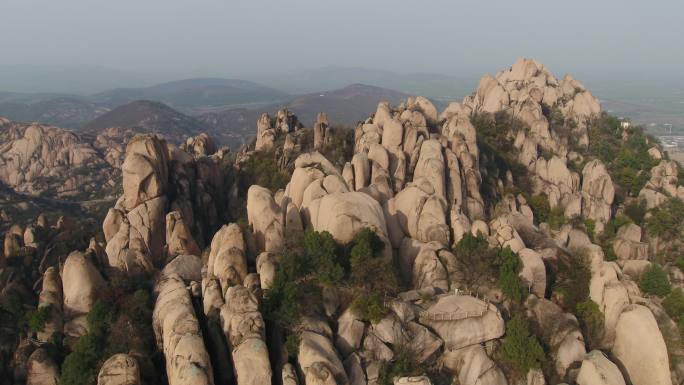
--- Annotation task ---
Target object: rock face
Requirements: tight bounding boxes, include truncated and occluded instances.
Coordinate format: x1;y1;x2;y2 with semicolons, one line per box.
36;267;63;342
581;160;615;233
612;305;672;385
153;274;214;385
639;160;684;208
0;119;119;199
97;354;141;385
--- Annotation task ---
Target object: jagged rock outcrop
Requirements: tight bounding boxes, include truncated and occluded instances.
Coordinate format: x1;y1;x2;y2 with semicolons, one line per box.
639;160;684;208
581;160;615;233
0;119;119;199
611;223;648;262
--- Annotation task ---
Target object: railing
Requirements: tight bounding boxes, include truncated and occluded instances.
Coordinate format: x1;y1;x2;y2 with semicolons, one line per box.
383;287;498;322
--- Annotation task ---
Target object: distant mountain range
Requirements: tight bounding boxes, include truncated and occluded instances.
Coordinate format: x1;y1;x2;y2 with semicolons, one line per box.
91;78;289;111
0;78;418;149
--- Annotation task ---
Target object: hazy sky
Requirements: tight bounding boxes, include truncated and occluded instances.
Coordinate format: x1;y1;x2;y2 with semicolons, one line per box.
1;0;683;82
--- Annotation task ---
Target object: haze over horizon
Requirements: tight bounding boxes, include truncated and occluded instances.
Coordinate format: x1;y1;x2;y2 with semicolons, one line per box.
2;0;684;94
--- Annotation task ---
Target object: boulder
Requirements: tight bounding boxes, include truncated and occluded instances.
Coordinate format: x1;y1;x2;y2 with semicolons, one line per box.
247;185;284;252
612;305;672;385
576;350;626;385
62;251;106;318
420;295;504;350
166;211;200;258
97;354;141;385
121;135;169;211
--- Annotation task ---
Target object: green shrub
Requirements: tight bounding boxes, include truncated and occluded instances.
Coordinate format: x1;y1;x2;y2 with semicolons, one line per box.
528;194;550;225
60;302;113;385
675;257;684;273
27;305;52;333
303;230;345;286
583;219;596;240
239;152;290;192
663;289;684;321
351;292;387;324
377;346;422;385
285;334;300;358
639;264;672;297
646;198;684;240
547;206;566;230
495;247;524;302
624;199;647;225
499;314;545;375
553;254;591;310
576;300;604;350
452;233;498;288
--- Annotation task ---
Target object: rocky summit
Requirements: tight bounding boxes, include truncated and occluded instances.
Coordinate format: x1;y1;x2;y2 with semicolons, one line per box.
3;59;684;385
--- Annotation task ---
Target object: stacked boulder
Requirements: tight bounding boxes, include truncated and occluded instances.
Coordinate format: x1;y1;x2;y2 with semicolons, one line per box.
202;224;272;385
153;274;214;385
255;109;302;151
639;160;684;208
103;135;170;274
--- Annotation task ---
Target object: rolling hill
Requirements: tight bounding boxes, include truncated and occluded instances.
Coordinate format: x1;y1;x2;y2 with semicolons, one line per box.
81;100;208;143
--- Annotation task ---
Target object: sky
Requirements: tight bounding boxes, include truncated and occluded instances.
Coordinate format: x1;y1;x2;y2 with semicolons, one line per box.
1;0;683;91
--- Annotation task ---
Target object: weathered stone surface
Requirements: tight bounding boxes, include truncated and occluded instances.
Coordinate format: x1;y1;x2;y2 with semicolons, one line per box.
612;304;672;385
421;295;504;350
